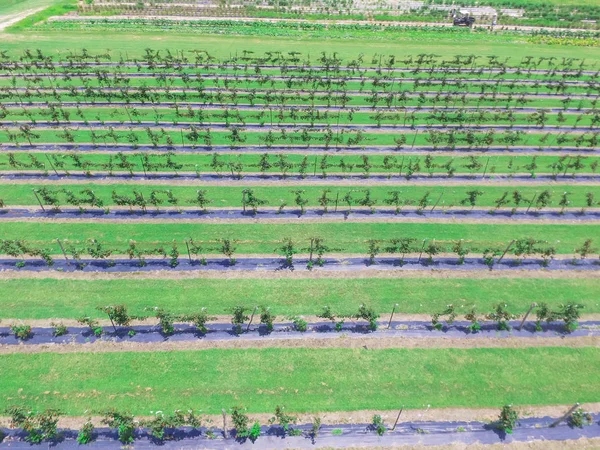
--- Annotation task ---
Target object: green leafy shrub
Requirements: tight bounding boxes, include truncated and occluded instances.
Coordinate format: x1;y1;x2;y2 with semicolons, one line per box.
570;408;593;428
260;307;275;332
231;406;250;439
78;317;103;337
248;421;261;442
51;322;68;337
372;414;386;436
11;324;32;340
497;405;518;434
269;405;297;435
289;316;307;332
5;406;62;443
355;304;379;331
77;420;95;445
101;409;135;444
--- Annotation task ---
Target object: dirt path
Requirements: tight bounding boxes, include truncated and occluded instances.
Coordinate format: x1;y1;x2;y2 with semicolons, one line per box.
0;8;44;31
7;314;600;328
1;334;599;354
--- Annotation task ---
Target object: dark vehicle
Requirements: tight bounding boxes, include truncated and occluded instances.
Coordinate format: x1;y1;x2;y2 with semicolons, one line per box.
453;13;476;27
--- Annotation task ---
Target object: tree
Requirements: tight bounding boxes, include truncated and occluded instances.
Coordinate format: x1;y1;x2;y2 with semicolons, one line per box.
96;304;133;331
242;189;267;215
318;189;333;213
366;239;380;265
231;406;251;440
453;240;469;265
219;239;238;265
187;238;207;265
464;307;481;333
431;304;456;331
371;415;386;436
486;304;518;331
497;405;518;435
77;316;103;337
260;307;275;332
317;306;344;331
358;189;377;214
386;238;416;265
269;406;297;436
4;406;62;444
307;237;328;269
384;191;407;214
557;302;584;332
355;304;379;331
152;307;177;335
460;190;483;210
492;191;510;213
424;240;440;264
183;308;216;334
513;238;537;265
102;409;135;444
575;239;595;259
291;189;308;215
278;238;296;269
192;190;212;211
228;306;250;335
77;419;95;445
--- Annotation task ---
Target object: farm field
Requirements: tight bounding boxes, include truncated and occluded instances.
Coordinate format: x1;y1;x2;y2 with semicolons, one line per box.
0;0;599;448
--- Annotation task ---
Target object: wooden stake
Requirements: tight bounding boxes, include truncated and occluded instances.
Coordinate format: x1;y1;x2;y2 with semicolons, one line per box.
549;403;580;428
185;240;192;263
44;154;59;176
56;238;70;266
496;239;515;265
526;193;537;213
482;156;490;178
391;407;404;431
139;155;147;177
388;303;399;329
32;189;46;212
430;192;444;212
221;409;229;439
417;239;427;263
247;306;258;332
518;302;537;331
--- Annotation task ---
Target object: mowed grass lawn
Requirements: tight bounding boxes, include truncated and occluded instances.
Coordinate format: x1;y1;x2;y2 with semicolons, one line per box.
1;222;597;254
1;277;599;319
2;23;600;65
0;347;598;415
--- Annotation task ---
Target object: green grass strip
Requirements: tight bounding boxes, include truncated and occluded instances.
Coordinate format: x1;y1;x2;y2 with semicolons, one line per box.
6;184;598;208
1;222;596;254
0;347;598;414
1;277;599;319
2;152;599;175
